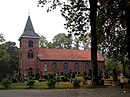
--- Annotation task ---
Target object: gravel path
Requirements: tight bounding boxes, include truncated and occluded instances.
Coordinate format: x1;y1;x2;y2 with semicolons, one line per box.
0;86;130;97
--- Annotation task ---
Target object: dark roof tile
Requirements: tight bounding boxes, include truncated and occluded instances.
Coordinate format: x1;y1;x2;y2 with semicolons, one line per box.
19;16;40;40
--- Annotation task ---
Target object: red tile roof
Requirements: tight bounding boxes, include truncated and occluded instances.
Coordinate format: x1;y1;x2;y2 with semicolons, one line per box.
39;48;104;61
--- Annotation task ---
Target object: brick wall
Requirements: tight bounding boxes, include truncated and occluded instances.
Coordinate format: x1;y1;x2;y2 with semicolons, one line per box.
19;37;39;76
19;38;105;76
38;60;104;75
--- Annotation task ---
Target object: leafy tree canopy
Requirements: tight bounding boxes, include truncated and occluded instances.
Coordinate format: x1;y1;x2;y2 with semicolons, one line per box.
39;34;48;48
0;33;5;43
52;33;73;49
0;41;19;77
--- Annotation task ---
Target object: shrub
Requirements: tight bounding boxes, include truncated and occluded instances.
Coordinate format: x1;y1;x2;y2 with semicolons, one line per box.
48;74;55;80
56;75;60;82
73;79;80;88
64;73;71;79
1;79;12;89
35;73;40;80
72;72;75;78
47;79;56;88
27;80;35;88
60;76;70;82
44;75;48;79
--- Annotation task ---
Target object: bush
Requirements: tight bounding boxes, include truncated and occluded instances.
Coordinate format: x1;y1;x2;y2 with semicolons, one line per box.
44;75;48;79
27;80;35;88
64;73;71;79
72;72;75;78
73;79;80;88
56;76;60;82
35;73;40;80
47;79;56;88
1;79;12;88
60;76;70;82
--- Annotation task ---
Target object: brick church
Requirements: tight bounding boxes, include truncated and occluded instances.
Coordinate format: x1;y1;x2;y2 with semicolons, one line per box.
19;16;105;77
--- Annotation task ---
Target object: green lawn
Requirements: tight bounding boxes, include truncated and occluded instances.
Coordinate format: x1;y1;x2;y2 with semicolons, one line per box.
0;81;105;89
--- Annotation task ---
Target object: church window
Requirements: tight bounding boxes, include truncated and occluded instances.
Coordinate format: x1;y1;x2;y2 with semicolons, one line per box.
74;63;79;74
44;63;48;72
52;63;57;73
28;67;33;76
63;63;68;73
27;50;34;58
28;40;33;47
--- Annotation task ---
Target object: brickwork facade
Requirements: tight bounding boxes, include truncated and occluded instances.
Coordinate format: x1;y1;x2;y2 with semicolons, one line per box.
19;15;105;77
39;60;104;75
19;38;39;76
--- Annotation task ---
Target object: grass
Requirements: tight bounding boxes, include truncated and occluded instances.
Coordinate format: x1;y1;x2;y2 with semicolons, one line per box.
0;81;106;89
55;82;73;89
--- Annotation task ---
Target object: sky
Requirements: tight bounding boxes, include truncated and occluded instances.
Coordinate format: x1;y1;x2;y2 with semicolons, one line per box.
0;0;67;47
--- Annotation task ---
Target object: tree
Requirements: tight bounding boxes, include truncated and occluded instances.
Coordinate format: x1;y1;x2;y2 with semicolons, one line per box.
52;33;73;49
97;0;130;75
72;33;91;50
38;0;99;85
4;41;19;75
39;34;48;48
1;79;12;89
61;0;99;84
0;33;5;43
60;0;90;50
89;0;99;85
47;42;55;48
0;44;10;76
0;41;19;77
97;0;126;56
74;33;91;50
73;37;80;50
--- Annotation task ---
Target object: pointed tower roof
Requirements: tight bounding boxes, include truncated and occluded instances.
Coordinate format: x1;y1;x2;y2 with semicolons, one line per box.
19;15;40;40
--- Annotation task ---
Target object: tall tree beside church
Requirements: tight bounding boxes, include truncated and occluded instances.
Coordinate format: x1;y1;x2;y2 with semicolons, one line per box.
4;41;19;74
89;0;99;84
0;45;10;76
126;2;130;64
0;41;19;77
52;33;73;49
0;34;9;76
97;0;130;75
38;0;99;85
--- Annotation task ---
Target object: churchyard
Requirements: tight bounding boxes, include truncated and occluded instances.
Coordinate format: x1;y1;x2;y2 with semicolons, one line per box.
0;73;130;90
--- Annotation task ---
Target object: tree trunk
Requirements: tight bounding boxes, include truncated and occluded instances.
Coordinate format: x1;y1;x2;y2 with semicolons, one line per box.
89;0;99;85
125;3;130;76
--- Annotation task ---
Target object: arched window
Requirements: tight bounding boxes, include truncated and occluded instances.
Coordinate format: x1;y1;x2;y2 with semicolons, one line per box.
28;67;33;76
44;63;48;72
28;40;33;47
52;63;57;73
74;63;79;73
63;63;68;73
27;50;34;58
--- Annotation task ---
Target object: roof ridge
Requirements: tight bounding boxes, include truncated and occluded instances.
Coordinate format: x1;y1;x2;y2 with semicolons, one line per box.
39;48;90;51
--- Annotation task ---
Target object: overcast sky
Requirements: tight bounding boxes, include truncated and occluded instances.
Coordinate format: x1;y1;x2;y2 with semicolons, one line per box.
0;0;67;47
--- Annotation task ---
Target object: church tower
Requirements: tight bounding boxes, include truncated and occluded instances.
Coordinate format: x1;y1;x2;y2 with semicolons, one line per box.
19;16;40;76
